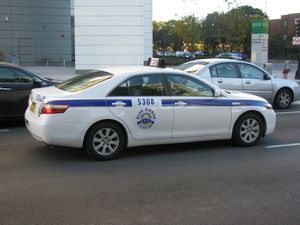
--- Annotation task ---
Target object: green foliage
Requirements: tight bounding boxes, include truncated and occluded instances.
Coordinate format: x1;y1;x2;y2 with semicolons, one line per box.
153;5;267;56
153;15;201;53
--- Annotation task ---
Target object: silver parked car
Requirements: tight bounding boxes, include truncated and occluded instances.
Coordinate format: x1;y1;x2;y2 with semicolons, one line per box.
177;58;300;109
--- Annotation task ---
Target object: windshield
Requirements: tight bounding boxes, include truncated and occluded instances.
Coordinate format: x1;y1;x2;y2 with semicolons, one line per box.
55;70;113;92
177;61;208;74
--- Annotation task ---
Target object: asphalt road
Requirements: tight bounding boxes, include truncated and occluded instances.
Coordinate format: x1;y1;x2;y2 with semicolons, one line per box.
1;104;300;225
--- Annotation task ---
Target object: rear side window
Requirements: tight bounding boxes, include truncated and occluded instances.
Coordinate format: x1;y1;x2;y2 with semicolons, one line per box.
109;74;165;96
214;63;238;78
177;61;208;74
56;70;113;92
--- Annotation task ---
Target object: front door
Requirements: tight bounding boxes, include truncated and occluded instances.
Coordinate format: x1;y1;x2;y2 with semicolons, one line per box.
237;63;273;101
0;66;34;117
165;74;231;138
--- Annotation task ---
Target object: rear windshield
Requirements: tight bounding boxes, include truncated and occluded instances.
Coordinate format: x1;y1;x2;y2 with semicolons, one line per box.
177;61;208;74
55;70;113;92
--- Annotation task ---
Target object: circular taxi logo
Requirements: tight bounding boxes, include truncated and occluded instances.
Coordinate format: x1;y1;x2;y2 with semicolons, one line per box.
136;108;156;129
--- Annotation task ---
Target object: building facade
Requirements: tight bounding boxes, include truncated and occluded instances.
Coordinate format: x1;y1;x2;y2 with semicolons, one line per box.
0;0;72;65
269;13;300;49
0;0;152;69
74;0;152;71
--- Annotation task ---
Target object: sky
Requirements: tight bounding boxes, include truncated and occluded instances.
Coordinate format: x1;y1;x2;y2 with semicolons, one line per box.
153;0;299;21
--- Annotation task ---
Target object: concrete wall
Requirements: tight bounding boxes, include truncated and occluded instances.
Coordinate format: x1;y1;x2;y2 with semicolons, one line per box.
74;0;153;71
144;0;152;61
0;0;72;65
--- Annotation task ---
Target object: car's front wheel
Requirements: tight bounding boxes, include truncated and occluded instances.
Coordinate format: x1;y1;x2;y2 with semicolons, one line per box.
274;88;292;109
232;113;263;146
84;122;125;160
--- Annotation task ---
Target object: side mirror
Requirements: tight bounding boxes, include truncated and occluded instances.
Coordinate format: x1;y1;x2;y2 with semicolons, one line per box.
214;88;221;97
264;74;271;80
33;79;43;87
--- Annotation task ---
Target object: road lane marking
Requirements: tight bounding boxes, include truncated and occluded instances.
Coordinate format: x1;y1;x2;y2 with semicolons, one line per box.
276;111;300;115
266;143;300;149
0;129;10;132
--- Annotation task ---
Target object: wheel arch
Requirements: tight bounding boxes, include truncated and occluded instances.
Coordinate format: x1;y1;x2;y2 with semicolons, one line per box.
273;87;294;105
83;119;128;148
233;110;267;137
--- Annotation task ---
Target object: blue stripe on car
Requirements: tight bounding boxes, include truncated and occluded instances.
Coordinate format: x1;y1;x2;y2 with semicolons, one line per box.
46;99;265;107
47;99;133;107
161;99;266;107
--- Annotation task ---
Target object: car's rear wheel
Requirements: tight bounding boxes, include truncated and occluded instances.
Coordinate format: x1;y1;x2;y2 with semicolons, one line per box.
84;122;125;160
274;88;292;109
232;113;263;146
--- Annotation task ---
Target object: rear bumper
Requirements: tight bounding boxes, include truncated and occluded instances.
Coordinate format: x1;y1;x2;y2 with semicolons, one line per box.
25;109;87;148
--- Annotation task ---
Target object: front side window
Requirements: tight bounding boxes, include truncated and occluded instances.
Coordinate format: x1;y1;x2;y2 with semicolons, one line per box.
13;69;34;83
0;67;16;83
109;74;165;96
0;67;33;83
166;74;213;97
215;63;238;78
56;70;113;92
237;63;264;79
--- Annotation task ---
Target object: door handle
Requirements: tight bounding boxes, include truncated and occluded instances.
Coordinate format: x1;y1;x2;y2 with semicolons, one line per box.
217;79;223;83
174;101;187;106
245;80;251;84
0;87;12;91
111;101;127;107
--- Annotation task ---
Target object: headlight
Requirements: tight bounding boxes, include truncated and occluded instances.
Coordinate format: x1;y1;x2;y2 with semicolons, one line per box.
264;103;273;110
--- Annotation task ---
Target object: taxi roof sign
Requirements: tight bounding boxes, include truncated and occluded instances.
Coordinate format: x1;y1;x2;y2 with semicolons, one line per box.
147;58;166;68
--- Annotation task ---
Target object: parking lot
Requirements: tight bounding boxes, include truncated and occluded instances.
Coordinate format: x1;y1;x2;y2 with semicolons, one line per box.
1;102;300;225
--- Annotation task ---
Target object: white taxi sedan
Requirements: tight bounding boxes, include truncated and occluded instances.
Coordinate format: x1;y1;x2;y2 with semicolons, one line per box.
25;66;276;160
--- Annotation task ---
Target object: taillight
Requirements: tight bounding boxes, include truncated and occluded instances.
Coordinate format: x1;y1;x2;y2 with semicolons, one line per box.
39;104;69;114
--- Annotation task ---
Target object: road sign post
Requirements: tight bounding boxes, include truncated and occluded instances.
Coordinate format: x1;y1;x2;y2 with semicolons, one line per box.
251;19;269;69
294;18;300;79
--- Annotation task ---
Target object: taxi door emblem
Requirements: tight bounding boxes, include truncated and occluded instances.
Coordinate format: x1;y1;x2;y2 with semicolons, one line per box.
136;108;156;129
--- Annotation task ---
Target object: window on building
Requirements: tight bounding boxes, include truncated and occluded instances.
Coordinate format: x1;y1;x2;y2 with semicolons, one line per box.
283;34;287;40
283;20;288;30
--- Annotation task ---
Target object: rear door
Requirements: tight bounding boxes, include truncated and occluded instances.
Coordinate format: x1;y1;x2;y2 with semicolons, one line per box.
209;63;243;91
107;73;173;140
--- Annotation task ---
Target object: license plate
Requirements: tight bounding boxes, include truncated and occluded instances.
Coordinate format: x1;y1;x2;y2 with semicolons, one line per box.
30;102;36;113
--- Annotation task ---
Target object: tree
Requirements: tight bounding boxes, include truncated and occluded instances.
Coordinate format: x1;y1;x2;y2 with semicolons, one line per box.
201;5;267;55
227;6;267;53
201;12;218;55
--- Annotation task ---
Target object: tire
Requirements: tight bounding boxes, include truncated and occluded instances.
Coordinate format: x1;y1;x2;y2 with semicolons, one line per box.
84;122;125;160
274;88;292;109
232;113;263;147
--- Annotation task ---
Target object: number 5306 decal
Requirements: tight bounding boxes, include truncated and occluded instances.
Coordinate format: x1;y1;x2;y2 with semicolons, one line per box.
137;98;155;105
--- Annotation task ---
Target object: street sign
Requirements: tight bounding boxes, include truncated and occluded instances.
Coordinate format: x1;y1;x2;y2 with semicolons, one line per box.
292;37;300;45
251;19;269;68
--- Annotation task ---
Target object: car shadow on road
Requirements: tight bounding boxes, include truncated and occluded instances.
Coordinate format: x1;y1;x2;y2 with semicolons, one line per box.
123;140;239;160
31;140;238;162
32;144;90;162
0;118;25;128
